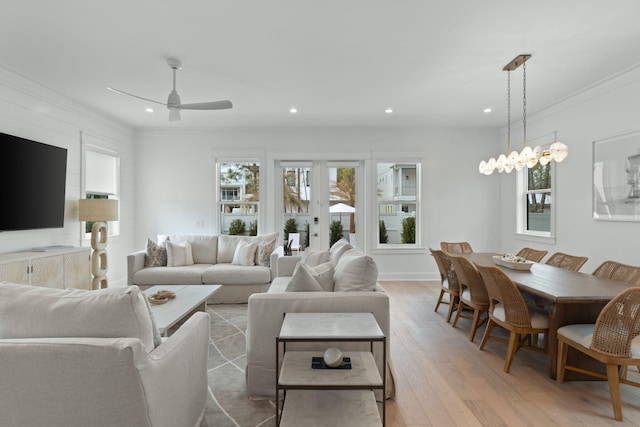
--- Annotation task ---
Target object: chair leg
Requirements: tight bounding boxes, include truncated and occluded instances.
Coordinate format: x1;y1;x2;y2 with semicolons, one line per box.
434;289;445;313
557;339;568;383
479;318;495;350
446;295;458;323
452;299;465;328
605;363;623;421
504;332;520;373
469;309;482;342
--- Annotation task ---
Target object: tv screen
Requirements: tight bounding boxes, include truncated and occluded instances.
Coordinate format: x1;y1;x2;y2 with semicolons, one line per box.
0;132;68;231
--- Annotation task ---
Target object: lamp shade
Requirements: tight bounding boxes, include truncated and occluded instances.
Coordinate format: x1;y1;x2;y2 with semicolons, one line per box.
78;199;119;222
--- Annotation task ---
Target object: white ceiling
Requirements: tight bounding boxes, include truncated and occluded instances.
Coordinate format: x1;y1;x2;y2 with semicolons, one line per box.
2;1;640;129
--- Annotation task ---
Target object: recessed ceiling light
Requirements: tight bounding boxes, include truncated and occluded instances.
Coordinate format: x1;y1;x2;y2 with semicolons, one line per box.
385;108;393;114
289;107;298;114
145;108;154;113
483;108;492;113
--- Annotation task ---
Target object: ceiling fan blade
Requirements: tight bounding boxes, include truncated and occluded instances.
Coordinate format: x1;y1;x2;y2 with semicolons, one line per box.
179;100;233;110
106;87;166;106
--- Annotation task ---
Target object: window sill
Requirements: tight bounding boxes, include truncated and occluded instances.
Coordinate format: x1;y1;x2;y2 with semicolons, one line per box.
371;245;427;255
514;232;555;245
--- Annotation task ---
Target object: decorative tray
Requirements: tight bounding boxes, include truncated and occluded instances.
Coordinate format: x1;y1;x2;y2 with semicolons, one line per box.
311;357;352;370
492;255;533;270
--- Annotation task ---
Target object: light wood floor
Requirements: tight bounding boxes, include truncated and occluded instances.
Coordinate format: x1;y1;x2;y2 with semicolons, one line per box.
381;280;640;426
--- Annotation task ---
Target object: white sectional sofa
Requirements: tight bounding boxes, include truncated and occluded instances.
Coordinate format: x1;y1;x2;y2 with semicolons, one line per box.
127;233;278;304
246;240;395;399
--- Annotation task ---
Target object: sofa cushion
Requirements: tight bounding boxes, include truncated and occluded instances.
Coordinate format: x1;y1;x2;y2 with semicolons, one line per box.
0;282;160;352
301;248;331;267
166;240;195;267
158;235;217;264
134;265;209;285
217;235;243;263
145;238;167;267
202;264;272;285
285;263;324;292
333;249;378;292
232;240;258;266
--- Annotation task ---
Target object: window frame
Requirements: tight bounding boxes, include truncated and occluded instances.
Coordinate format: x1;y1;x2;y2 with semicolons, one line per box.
215;159;262;235
82;144;120;238
374;159;421;250
516;160;556;243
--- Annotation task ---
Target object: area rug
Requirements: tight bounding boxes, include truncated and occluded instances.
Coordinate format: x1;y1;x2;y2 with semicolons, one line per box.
199;304;276;427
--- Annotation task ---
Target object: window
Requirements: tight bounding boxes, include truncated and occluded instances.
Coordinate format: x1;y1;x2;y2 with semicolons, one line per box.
84;147;119;236
377;161;419;246
517;161;554;237
217;162;260;235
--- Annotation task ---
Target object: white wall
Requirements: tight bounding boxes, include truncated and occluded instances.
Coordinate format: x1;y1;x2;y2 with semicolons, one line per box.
498;65;640;273
0;66;136;287
135;126;502;280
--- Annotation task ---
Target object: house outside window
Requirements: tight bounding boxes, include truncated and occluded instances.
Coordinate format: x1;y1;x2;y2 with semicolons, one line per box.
377;161;419;246
217;162;260;235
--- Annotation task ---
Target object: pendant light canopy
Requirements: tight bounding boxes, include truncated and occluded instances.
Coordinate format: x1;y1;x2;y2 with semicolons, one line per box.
479;54;569;175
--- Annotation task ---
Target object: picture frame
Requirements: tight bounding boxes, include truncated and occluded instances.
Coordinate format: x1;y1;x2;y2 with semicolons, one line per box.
593;130;640;221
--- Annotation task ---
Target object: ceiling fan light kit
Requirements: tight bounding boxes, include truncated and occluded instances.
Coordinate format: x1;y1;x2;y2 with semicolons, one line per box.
479;54;569;175
107;58;232;122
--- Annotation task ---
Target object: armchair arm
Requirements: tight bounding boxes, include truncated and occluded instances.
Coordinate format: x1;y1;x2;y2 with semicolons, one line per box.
276;254;302;277
137;311;211;427
127;250;146;286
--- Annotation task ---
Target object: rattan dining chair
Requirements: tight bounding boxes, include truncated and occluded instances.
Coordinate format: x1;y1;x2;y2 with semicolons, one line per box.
592;260;640;285
475;263;549;373
557;287;640;421
449;255;489;341
430;248;460;323
440;241;473;254
545;252;588;272
515;247;548;263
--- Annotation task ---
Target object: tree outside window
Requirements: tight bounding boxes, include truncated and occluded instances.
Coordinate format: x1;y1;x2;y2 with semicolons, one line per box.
218;162;260;235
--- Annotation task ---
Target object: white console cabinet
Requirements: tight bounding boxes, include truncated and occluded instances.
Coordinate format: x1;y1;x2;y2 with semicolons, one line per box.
0;247;91;290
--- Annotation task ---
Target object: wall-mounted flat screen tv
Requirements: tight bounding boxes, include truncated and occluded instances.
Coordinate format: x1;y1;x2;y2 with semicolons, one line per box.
0;132;68;231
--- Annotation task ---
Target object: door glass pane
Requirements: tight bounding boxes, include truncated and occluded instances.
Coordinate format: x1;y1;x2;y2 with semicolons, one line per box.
219;162;259;235
282;166;311;248
329;167;356;247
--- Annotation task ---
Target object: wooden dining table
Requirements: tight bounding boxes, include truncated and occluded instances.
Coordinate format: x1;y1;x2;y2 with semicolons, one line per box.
462;252;634;380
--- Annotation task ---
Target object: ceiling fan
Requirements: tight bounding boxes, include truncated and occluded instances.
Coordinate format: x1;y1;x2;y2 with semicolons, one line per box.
107;58;232;122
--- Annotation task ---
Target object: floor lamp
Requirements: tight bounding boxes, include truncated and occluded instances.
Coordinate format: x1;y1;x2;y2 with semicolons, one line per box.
78;199;118;290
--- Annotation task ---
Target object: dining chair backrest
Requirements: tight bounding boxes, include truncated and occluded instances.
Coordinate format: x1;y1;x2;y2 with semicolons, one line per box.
591;287;640;356
429;248;459;291
516;247;548;263
545;252;588;272
440;241;473;254
592;260;640;285
448;255;488;305
475;263;532;327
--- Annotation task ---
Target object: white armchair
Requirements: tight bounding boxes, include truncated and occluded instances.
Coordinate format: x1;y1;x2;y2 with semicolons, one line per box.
0;282;210;427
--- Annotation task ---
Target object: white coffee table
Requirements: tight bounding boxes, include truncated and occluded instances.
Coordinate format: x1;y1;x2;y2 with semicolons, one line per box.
143;285;221;336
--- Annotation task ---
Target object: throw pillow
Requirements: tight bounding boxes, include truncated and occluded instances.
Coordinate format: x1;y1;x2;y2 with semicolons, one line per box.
166;240;194;267
0;283;160;352
255;238;277;267
232;240;258;266
302;248;331;267
285;262;324;292
330;240;353;264
312;261;335;291
144;238;167;267
218;235;242;263
333;252;378;292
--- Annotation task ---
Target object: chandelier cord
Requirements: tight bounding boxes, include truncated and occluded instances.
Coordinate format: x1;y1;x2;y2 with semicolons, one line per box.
507;70;511;153
522;61;527;147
